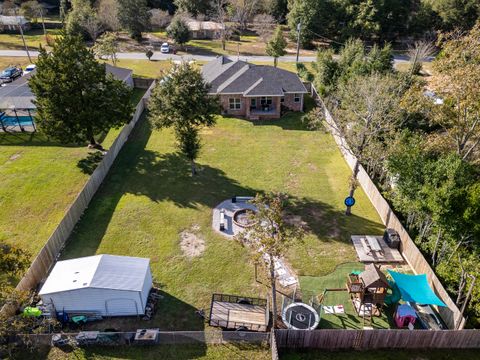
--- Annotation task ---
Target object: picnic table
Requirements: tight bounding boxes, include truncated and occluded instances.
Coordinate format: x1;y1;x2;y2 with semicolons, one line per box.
366;236;382;252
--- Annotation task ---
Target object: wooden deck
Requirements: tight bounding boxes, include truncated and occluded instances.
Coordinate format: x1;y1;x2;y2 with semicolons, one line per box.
210;301;268;331
351;236;404;263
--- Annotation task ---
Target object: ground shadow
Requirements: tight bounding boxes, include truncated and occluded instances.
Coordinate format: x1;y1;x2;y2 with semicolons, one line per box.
63;112;383;256
76;151;104;174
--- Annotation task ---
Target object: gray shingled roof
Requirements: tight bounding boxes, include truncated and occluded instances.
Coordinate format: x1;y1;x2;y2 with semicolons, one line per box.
202;56;307;97
0;64;132;110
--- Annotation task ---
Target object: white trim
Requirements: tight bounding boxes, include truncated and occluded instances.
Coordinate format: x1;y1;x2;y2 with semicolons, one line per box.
242;94;284;98
217;64;250;93
243;78;264;96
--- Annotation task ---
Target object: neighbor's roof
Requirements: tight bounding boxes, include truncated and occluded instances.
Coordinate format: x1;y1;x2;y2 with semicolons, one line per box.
0;64;132;110
186;20;224;31
0;15;28;26
39;254;150;295
201;56;307;97
360;264;389;288
105;63;132;81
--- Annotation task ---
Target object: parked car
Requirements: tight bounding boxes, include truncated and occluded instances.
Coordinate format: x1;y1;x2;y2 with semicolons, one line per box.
0;66;23;83
160;43;170;54
24;64;36;75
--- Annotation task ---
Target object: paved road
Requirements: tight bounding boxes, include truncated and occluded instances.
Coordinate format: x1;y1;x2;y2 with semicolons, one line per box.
0;49;413;64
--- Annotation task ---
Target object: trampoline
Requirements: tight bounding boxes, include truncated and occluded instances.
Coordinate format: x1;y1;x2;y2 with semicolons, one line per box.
282;302;320;330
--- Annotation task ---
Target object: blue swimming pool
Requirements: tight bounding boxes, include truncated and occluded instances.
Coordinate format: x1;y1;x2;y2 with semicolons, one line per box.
0;115;35;126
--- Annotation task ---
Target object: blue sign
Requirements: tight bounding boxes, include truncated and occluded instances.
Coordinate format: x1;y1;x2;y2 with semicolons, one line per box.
344;196;356;207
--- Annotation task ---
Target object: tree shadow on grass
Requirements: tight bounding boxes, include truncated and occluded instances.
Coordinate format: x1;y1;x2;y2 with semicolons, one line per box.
64;114;383;258
77;151;104;174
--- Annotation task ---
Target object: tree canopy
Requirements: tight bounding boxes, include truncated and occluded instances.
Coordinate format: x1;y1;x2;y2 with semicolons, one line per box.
118;0;151;41
167;16;191;47
266;26;287;67
148;63;219;175
29;33;133;147
235;193;304;328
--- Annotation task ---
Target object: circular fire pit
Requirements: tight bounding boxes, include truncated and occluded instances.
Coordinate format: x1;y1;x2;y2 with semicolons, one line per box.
232;209;257;228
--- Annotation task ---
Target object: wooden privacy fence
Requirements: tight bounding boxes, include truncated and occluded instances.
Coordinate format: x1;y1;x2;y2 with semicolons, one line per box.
308;84;465;330
133;77;155;89
1;82;155;316
275;329;480;350
271;329;279;360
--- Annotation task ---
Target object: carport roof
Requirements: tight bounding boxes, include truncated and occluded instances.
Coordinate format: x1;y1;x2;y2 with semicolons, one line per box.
39;254;150;295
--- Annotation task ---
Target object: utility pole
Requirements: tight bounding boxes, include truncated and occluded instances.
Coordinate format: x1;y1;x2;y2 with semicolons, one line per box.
14;7;32;63
295;22;301;64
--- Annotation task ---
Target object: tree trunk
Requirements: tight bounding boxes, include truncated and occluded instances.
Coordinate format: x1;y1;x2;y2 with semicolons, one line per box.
274;57;278;67
345;159;360;215
87;128;103;150
270;254;277;329
190;160;197;176
432;229;441;267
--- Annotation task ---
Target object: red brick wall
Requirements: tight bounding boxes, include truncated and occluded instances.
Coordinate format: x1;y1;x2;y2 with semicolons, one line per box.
219;95;247;117
283;93;303;112
218;93;303;119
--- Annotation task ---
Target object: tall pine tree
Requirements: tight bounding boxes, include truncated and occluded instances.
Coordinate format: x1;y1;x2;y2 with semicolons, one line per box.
117;0;151;41
29;33;133;147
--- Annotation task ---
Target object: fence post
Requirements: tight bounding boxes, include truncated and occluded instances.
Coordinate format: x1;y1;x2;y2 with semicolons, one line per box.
270;329;279;360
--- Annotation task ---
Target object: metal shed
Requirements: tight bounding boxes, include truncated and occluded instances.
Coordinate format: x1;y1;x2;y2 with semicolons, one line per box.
39;255;152;317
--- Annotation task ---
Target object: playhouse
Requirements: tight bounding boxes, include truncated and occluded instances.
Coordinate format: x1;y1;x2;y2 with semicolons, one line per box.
347;264;390;317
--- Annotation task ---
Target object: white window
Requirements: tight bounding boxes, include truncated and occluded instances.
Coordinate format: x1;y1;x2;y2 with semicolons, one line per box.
229;98;241;110
294;93;301;103
260;97;272;105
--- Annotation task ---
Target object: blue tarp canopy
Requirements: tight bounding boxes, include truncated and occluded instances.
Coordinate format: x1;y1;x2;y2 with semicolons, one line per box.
388;270;447;307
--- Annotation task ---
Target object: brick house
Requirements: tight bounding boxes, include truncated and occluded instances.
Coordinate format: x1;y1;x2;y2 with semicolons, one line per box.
202;56;308;120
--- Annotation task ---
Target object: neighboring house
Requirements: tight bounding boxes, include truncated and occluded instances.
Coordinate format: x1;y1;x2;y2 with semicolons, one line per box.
0;15;30;32
186;20;224;39
39;255;153;317
0;64;134;113
105;63;134;88
202;56;308;120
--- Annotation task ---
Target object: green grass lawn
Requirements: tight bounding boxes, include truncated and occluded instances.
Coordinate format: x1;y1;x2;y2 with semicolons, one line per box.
61;101;383;331
101;58;175;79
20;343;271;360
0;56;33;70
0;28;61;50
0;90;145;259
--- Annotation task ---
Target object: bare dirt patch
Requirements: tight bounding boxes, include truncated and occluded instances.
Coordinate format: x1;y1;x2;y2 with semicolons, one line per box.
180;225;205;258
284;214;308;230
9;153;21;161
